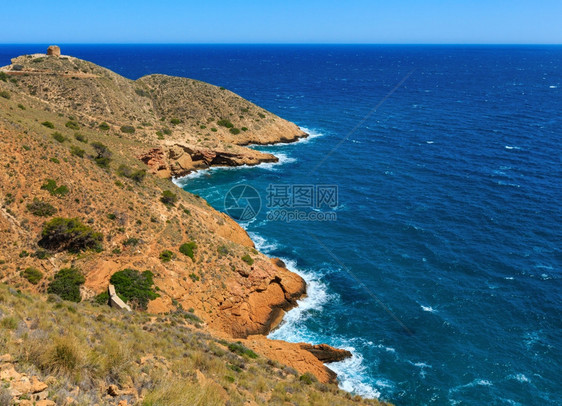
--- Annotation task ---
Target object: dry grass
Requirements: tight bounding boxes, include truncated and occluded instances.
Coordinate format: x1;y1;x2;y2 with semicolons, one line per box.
0;285;388;405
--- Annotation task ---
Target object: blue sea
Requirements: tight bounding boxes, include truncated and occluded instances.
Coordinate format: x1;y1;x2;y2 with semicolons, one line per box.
2;44;561;405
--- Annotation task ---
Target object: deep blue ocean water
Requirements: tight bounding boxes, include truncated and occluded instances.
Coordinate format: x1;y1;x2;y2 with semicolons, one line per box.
2;44;561;405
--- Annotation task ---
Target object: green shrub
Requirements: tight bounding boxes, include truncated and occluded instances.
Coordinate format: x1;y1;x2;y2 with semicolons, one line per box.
123;237;140;247
65;121;79;130
110;269;159;310
98;122;110;131
163;128;172;135
299;373;317;385
17;103;26;110
228;342;258;359
41;121;55;129
189;273;199;282
200;125;207;129
22;267;43;285
0;72;7;82
107;213;116;220
120;125;135;134
27;198;57;217
219;86;226;90
52;132;66;143
179;242;196;260
135;88;149;97
50;157;60;164
0;317;18;330
241;254;254;265
94;291;109;305
39;217;103;252
210;128;217;132
47;267;85;302
160;190;178;206
41;179;69;197
117;165;146;182
74;133;87;143
91;141;111;168
0;91;10;99
34;249;49;259
229;128;241;135
159;250;174;262
217;119;234;128
241;127;248;131
170;118;181;125
70;145;85;157
258;113;266;119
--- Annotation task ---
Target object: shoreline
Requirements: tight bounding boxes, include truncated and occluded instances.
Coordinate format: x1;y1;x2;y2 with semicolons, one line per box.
172;128;372;392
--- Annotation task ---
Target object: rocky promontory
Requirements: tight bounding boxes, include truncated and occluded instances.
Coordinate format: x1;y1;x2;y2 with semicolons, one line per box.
0;48;388;405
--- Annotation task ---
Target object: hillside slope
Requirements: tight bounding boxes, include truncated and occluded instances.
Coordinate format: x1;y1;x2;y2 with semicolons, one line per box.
0;49;388;405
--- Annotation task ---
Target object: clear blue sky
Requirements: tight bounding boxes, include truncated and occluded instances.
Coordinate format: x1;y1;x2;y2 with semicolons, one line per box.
2;0;562;44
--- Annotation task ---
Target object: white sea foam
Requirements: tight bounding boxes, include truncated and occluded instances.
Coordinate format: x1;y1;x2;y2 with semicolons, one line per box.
421;305;436;313
268;258;335;341
505;145;521;150
426;141;434;144
247;231;280;253
256;153;297;170
261;251;382;399
549;85;558;89
329;349;384;399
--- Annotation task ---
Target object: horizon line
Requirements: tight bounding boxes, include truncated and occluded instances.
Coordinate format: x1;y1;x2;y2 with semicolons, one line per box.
1;42;562;46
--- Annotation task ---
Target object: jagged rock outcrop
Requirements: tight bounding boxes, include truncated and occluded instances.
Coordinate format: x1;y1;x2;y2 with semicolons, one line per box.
139;143;279;178
300;343;353;363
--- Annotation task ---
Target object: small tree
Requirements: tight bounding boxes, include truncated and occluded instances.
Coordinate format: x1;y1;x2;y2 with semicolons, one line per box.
109;269;159;310
91;141;112;168
39;217;103;252
160;190;178;206
179;242;197;261
47;267;85;302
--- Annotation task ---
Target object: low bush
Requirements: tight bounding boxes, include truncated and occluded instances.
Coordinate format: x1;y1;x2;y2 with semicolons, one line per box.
228;342;258;359
91;141;111;168
109;269;159;310
241;254;254;265
22;267;43;285
70;145;85;157
0;91;10;99
65;121;79;130
27;198;57;217
41;179;69;197
47;267;85;302
170;118;181;125
120;125;135;134
39;217;103;252
179;241;196;261
241;127;248;131
117;164;146;182
123;237;140;247
98;122;110;131
160;190;178;206
0;71;7;82
52;132;67;143
159;250;174;262
41;121;55;129
73;132;87;143
229;128;241;135
217;119;234;128
135;88;149;97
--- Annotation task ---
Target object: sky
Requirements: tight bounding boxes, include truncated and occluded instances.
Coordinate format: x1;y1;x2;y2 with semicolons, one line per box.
2;0;562;44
